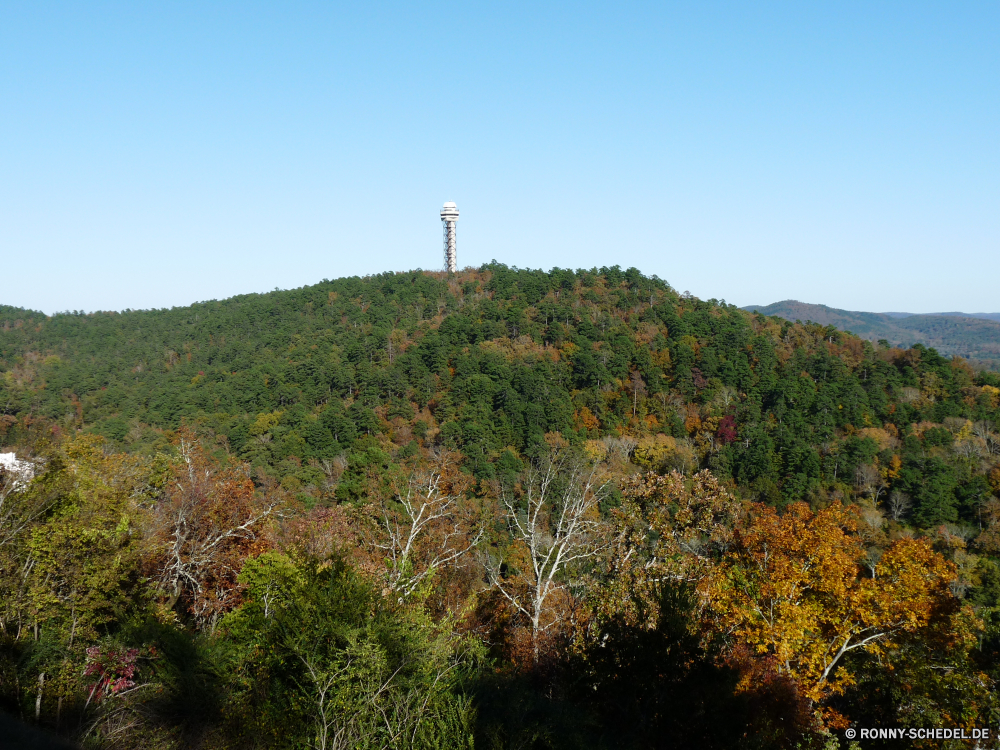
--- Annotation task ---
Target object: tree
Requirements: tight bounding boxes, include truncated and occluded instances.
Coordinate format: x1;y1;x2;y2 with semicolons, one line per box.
221;555;474;750
0;450;49;554
12;437;157;732
854;462;887;504
571;584;808;749
598;470;745;630
370;450;482;601
628;370;647;417
487;446;609;663
146;435;281;628
706;502;963;711
888;489;912;522
911;458;959;527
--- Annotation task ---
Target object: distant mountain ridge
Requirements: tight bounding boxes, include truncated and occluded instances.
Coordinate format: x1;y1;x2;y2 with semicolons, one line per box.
882;311;1000;322
743;300;1000;368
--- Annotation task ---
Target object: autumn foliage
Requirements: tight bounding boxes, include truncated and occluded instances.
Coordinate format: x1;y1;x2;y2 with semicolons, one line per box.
707;503;965;704
2;265;1000;748
589;471;985;737
144;434;280;627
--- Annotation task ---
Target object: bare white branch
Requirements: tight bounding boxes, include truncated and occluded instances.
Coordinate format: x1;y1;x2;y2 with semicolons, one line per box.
488;450;609;662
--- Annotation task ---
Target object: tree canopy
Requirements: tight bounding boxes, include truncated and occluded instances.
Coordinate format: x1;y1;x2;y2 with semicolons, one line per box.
3;265;1000;748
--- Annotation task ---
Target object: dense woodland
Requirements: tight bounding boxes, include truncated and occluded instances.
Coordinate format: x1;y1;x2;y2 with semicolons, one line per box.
2;264;1000;748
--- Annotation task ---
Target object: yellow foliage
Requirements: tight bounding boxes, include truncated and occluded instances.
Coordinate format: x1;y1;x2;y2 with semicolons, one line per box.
989;467;1000;493
982;384;1000;408
249;410;282;436
920;371;948;401
955;419;975;442
706;502;962;704
632;434;677;468
574;406;600;432
583;439;608;463
855;427;893;451
652;349;671;371
684;405;702;434
679;335;700;357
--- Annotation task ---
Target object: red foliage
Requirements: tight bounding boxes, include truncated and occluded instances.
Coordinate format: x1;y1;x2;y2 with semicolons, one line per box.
716;414;738;445
83;646;140;702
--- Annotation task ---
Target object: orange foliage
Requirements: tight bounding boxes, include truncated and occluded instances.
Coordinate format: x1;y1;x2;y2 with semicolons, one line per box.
706;502;962;704
989;466;1000;493
684;405;702;434
573;406;600;433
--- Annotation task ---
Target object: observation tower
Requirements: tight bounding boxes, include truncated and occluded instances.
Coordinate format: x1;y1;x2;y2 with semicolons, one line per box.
440;202;459;273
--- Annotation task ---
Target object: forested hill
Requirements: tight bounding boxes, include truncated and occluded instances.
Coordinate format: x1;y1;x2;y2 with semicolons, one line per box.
2;263;1000;521
6;264;1000;747
745;299;1000;368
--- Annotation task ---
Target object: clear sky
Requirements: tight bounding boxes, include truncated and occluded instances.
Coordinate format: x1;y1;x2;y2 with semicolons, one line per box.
2;2;997;314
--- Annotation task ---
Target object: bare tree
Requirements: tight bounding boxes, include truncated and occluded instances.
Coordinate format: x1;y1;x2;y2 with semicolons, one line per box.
888;489;912;522
855;463;888;504
857;503;886;546
487;451;609;662
713;386;739;410
954;437;987;462
312;453;347;495
375;452;482;600
601;435;637;464
861;545;884;579
973;421;1000;455
149;437;280;628
629;371;647;416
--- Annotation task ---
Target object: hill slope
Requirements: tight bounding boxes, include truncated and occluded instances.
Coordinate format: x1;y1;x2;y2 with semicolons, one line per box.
2;264;999;524
744;299;1000;367
3;265;1000;746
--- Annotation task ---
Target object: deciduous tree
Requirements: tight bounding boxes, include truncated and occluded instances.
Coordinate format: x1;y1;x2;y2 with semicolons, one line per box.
487;447;609;663
597;470;745;630
146;434;280;628
370;450;482;601
706;502;964;709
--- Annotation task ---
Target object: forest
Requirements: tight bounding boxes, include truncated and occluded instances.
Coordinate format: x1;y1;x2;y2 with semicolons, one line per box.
2;264;1000;749
744;300;1000;368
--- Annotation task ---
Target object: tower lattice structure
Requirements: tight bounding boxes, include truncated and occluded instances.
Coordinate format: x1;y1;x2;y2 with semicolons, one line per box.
440;202;459;272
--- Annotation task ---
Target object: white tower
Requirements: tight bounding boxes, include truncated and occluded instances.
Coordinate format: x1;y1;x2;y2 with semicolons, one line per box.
440;202;459;273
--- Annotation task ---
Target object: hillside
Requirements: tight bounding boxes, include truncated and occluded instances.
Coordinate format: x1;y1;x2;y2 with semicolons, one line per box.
744;299;1000;367
1;265;998;514
3;265;1000;747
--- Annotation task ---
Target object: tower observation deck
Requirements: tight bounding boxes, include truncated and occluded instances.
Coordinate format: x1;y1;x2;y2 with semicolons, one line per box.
440;202;459;273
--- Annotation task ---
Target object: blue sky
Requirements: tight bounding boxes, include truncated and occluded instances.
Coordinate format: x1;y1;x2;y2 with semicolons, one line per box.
1;2;997;314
